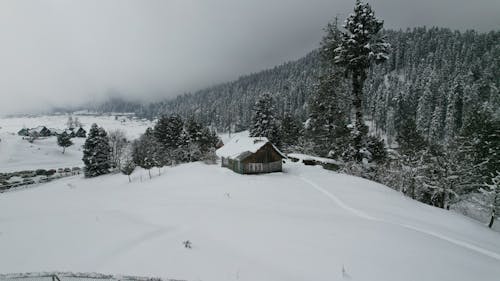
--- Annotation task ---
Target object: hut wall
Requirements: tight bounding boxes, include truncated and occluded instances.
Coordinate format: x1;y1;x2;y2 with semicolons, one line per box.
243;160;282;174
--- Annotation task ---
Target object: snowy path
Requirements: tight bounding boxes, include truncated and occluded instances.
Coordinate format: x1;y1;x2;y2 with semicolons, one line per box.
297;175;500;262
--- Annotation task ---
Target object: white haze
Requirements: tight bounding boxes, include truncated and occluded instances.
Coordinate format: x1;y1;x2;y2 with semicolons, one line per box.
0;0;498;114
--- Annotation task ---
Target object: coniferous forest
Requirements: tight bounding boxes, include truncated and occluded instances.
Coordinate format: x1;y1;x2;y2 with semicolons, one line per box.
91;7;500;226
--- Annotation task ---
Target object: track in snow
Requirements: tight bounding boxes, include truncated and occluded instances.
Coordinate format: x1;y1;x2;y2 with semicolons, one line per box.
297;175;500;262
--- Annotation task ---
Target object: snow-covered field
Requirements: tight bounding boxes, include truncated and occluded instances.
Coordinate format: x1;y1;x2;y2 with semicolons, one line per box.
0;115;152;172
1;162;499;281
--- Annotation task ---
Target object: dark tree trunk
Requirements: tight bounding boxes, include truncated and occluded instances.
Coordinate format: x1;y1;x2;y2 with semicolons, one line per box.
488;210;495;228
128;175;131;183
351;70;367;162
148;169;152;179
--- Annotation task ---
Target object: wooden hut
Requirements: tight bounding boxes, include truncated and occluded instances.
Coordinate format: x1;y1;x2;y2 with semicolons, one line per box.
74;127;87;138
18;128;29;136
216;136;285;174
31;126;51;137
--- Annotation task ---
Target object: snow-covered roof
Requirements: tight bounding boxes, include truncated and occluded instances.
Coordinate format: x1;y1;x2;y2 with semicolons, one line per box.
48;128;64;134
216;136;285;160
31;126;47;133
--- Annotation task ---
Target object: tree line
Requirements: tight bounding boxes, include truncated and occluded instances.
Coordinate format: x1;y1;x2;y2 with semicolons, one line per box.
82;116;220;181
245;0;499;228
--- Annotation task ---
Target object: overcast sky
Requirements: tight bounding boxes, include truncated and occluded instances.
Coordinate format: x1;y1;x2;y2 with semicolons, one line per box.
0;0;499;114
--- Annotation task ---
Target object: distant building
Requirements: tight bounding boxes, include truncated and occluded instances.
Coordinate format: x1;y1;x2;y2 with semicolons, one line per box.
30;126;50;137
48;128;64;136
64;129;76;138
74;127;87;138
18;128;29;136
217;137;285;174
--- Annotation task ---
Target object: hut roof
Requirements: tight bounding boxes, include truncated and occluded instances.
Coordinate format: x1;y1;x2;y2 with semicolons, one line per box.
31;126;47;133
216;136;285;160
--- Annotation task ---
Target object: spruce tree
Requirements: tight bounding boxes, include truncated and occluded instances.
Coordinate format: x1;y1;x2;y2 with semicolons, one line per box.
57;132;73;154
307;17;350;159
334;0;390;161
154;115;184;149
82;124;111;178
280;113;303;153
133;127;160;178
250;92;280;145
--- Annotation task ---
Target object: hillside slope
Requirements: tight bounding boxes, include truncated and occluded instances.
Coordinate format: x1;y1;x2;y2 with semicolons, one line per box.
0;162;499;281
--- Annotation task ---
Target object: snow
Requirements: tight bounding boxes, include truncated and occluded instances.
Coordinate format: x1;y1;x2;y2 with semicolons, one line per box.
216;132;284;159
0;162;499;281
287;153;342;165
0;115;152;173
0;133;86;173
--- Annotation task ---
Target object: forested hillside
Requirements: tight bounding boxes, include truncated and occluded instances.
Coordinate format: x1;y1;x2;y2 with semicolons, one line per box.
96;26;499;224
115;27;499;147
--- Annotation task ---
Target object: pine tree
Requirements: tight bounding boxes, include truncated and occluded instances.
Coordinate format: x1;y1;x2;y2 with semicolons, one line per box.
307;18;350;158
249;92;280;145
82;124;111;178
280;113;303;153
133;127;160;179
154;115;184;149
334;0;390;161
185;118;203;144
199;127;219;154
57;132;73;154
396;117;427;155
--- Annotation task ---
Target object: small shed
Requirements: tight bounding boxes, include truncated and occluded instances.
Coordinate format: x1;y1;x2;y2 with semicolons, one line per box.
216;136;285;174
74;127;87;138
64;129;76;138
31;126;50;137
18;128;29;136
48;128;64;136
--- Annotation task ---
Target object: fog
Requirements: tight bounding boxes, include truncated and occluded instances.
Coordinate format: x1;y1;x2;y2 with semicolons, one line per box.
0;0;498;114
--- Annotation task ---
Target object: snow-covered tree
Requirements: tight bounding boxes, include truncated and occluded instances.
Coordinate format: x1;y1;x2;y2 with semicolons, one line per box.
133;127;160;179
57;132;73;154
154;115;185;149
333;0;390;161
280;113;303;152
120;144;136;183
82;124;112;178
307;19;350;158
185;118;203;144
109;129;128;169
250;92;280;146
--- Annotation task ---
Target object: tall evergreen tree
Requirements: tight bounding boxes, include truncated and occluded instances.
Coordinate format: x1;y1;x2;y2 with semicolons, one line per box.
307;18;350;158
333;0;390;161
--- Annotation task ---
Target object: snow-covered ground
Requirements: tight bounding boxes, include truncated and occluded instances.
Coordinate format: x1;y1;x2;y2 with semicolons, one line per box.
0;115;152;172
1;162;499;281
